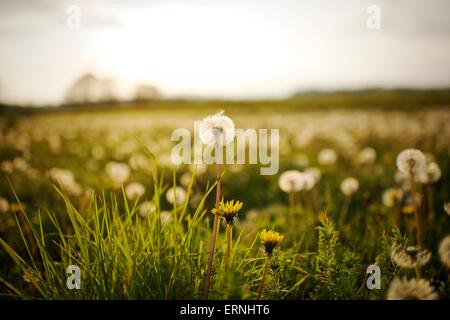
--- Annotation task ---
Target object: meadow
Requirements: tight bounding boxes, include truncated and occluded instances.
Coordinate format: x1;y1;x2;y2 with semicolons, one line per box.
0;95;449;300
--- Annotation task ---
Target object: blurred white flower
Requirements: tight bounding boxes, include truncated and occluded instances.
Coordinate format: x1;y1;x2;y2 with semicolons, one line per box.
106;162;130;185
48;167;82;196
426;162;441;183
0;160;13;173
357;147;376;165
444;202;450;216
396;149;426;176
278;170;304;193
0;197;10;214
125;182;145;200
438;235;450;268
49;167;75;186
138;201;156;219
394;170;413;190
387;278;438;300
189;163;207;175
13;157;29;172
245;209;258;222
83;188;95;199
340;177;359;196
394;170;409;184
199;111;235;147
304;167;321;184
302;170;316;190
180;172;193;187
160;210;173;225
382;188;403;207
391;245;431;269
318;148;337;165
166;186;187;205
129;153;152;172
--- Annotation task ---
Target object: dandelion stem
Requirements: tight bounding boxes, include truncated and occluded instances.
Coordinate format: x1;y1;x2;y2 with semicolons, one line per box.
288;191;296;233
340;195;351;226
225;224;232;272
394;202;401;227
415;266;421;279
425;183;434;224
203;163;221;299
410;171;422;247
256;256;270;300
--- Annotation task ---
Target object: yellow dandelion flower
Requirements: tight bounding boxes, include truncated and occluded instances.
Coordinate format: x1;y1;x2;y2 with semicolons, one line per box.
259;229;284;256
212;199;243;225
402;205;415;215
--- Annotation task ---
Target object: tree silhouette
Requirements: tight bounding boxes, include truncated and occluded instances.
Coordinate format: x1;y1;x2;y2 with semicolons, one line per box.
65;73;117;104
134;84;162;102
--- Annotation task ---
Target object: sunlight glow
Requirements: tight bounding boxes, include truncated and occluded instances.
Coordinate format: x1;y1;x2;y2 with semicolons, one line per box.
93;4;291;97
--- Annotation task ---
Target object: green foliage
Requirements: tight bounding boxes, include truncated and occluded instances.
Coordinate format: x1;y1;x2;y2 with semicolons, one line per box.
311;219;340;299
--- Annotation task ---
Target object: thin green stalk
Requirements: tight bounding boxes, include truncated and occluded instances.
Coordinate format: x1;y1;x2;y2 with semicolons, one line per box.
288;191;296;235
410;171;422;247
256;256;270;300
203;163;222;299
225;224;232;272
340;195;351;226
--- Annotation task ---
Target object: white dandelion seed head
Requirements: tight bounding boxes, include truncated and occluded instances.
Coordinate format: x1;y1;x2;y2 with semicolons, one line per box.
105;161;130;185
438;235;450;268
318;148;337;166
382;188;403;207
357;147;377;165
304;167;321;184
394;170;410;187
1;160;13;173
160;210;173;225
129;153;152;172
340;177;359;196
189;163;207;175
387;277;438;300
22;273;32;284
49;167;75;186
245;210;258;222
396;149;426;176
166;186;187;205
390;244;431;269
426;162;441;183
180;172;193;187
415;171;429;184
0;197;9;214
138;201;156;219
302;171;316;190
199;111;235;147
278;170;304;193
48;167;82;196
444;202;450;216
125;182;145;200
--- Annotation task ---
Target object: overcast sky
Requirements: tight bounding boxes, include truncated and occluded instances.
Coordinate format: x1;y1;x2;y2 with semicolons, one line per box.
0;0;449;105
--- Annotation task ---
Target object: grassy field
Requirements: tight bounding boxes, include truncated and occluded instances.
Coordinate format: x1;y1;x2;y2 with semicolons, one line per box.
0;94;449;299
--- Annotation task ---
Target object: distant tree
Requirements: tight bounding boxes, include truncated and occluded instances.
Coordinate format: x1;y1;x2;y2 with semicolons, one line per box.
65;73;117;104
134;84;162;102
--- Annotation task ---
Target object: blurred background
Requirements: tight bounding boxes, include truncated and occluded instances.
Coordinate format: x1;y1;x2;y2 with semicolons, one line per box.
0;0;449;105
